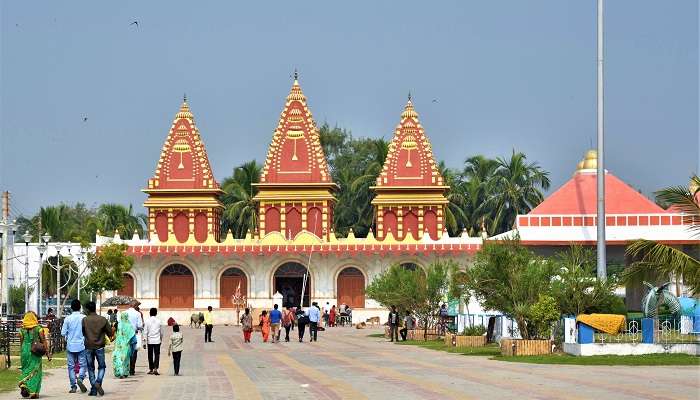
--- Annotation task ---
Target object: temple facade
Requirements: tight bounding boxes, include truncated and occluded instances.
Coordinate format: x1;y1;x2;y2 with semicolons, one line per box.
111;78;481;323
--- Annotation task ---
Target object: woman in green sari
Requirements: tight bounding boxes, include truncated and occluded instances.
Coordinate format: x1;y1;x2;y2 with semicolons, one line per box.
113;312;135;378
18;311;51;398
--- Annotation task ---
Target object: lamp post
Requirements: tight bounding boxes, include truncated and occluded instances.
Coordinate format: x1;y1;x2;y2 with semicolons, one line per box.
22;232;32;313
37;233;51;316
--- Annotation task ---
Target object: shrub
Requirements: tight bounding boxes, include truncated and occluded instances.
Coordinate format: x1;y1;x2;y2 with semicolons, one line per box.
462;325;486;336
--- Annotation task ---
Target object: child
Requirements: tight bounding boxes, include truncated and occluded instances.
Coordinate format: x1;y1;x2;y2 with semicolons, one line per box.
167;324;184;376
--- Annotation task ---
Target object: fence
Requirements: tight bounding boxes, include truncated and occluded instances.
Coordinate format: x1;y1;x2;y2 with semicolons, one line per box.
571;316;699;345
0;317;64;368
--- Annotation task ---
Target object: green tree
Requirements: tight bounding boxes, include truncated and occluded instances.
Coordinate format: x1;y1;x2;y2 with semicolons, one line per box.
528;294;560;339
220;160;261;238
460;155;500;236
96;204;146;239
9;284;33;315
624;176;700;295
83;243;134;304
366;260;452;340
486;150;550;235
468;239;555;339
551;246;621;316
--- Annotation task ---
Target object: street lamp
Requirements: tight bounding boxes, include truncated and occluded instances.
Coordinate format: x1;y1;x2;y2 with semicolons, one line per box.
36;239;48;316
21;231;32;313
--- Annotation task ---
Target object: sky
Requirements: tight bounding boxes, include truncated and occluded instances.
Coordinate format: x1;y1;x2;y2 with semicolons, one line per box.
1;0;698;219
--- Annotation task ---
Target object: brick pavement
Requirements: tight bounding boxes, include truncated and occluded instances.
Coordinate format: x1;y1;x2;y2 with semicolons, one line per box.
0;325;698;399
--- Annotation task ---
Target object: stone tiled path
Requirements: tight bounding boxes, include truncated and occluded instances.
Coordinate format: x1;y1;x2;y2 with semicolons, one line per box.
1;325;698;399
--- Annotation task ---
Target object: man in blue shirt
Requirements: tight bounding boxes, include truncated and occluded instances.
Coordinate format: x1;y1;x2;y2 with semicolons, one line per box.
61;299;87;393
269;304;282;343
306;302;321;342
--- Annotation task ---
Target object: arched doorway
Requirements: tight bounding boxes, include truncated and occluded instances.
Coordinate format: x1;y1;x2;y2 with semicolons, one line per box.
118;274;134;297
220;267;247;308
274;262;310;308
159;264;194;308
337;267;365;308
400;262;419;272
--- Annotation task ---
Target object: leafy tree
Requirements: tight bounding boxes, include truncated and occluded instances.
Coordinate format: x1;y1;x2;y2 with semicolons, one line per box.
468;239;555;339
366;260;452;340
83;243;134;304
624;176;700;295
9;284;33;315
550;246;621;316
220;160;261;238
528;294;560;339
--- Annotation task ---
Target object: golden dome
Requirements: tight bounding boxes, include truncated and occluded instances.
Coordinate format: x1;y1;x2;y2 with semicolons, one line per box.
576;149;598;172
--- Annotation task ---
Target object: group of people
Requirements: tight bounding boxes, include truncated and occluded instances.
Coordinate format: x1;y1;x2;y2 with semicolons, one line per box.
321;303;352;327
18;299;112;398
387;305;417;342
111;301;185;379
239;302;323;343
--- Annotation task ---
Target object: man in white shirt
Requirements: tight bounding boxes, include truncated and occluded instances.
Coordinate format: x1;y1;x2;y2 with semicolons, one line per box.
143;307;163;375
126;301;143;375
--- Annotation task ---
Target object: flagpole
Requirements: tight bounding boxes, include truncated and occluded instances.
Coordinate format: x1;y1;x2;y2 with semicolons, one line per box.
596;0;607;280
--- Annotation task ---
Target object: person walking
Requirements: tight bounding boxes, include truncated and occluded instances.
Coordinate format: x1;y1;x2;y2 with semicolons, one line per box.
259;310;271;342
62;299;87;393
240;308;253;343
125;301;143;376
400;310;415;341
82;301;112;396
296;308;307;342
306;302;320;342
203;306;214;343
167;324;184;376
18;311;51;399
144;308;162;375
282;307;294;342
329;305;337;328
388;305;400;342
269;304;282;343
113;312;135;379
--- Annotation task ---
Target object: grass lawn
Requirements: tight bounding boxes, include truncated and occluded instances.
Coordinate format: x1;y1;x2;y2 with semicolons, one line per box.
366;333;385;338
495;353;700;366
394;339;501;356
0;352;67;393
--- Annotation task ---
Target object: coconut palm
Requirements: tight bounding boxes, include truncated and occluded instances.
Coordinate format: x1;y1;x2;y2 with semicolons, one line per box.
438;161;468;236
96;204;146;239
625;176;700;294
220;160;261;239
484;150;550;235
461;155;500;236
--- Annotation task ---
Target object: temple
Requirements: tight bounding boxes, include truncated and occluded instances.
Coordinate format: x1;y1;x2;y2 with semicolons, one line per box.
109;78;480;322
96;78;698;323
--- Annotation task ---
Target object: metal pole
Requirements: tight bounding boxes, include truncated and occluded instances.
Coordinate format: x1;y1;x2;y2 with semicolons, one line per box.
596;0;607;280
37;251;43;316
24;244;29;313
56;249;61;318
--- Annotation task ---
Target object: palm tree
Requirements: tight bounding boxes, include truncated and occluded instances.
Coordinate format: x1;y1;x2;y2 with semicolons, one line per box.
96;204;146;239
625;176;700;294
220;160;261;239
460;155;499;236
485;150;550;235
438;161;468;236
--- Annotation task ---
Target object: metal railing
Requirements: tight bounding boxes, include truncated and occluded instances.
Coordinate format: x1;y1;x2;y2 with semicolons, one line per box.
0;317;64;368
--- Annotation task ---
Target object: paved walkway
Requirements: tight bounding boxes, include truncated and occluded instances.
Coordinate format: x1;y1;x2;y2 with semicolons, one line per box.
1;325;698;399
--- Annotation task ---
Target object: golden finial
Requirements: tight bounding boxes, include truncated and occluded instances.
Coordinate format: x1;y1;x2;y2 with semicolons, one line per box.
575;149;598;173
176;95;194;120
401;95;419;119
287;70;306;102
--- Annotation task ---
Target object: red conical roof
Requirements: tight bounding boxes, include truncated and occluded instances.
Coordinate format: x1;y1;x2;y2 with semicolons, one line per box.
146;98;219;191
375;98;444;187
259;78;331;184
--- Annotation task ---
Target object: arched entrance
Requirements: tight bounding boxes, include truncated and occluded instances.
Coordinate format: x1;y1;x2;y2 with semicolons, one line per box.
337;267;365;308
117;274;134;297
220;267;247;308
159;264;194;308
274;262;310;308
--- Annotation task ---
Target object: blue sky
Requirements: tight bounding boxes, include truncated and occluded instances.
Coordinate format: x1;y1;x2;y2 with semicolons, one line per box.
1;0;697;217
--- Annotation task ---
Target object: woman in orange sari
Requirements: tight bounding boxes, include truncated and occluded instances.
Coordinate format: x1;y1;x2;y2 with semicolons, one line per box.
259;310;271;343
